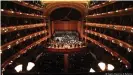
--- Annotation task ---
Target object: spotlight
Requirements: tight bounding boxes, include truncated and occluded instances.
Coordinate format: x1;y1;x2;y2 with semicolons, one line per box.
107;64;114;71
27;62;35;71
15;64;23;72
89;68;95;73
98;62;106;71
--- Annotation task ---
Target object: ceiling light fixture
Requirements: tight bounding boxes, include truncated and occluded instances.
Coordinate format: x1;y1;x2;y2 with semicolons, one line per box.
98;62;106;71
90;68;95;73
15;64;23;72
107;64;114;71
27;62;35;71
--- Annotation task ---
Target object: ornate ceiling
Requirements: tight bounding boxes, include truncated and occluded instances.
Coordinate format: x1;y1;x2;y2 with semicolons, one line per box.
41;1;89;17
40;0;89;3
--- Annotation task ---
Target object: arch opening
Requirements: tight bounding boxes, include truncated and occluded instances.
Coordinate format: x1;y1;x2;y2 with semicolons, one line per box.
50;7;82;21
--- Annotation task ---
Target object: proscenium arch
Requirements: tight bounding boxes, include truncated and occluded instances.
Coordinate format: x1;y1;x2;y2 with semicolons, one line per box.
44;2;86;18
50;7;82;20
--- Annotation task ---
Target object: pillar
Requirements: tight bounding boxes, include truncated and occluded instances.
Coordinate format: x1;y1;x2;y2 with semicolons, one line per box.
64;54;69;72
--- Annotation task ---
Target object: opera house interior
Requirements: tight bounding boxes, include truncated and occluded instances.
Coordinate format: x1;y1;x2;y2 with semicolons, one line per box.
0;0;133;75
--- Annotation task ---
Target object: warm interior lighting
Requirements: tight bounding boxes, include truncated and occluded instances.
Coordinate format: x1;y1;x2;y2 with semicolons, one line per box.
41;0;89;2
102;2;105;4
90;68;95;73
27;62;35;71
128;48;131;52
0;50;2;54
15;64;23;72
19;12;22;14
17;0;22;1
125;65;128;69
120;60;122;62
16;41;19;44
119;43;123;47
9;62;12;65
11;11;14;13
107;64;114;71
7;45;11;49
1;9;4;11
112;40;115;43
116;10;119;12
131;28;133;32
125;8;128;11
98;62;106;71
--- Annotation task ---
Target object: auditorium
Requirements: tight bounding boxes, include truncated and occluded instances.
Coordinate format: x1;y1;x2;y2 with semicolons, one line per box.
1;0;133;75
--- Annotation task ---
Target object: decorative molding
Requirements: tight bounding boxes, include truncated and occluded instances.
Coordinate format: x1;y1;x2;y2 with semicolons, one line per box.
1;30;47;51
85;22;133;33
86;7;133;18
1;23;46;34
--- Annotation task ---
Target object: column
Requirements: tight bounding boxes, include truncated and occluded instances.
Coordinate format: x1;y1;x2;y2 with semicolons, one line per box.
64;54;69;72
